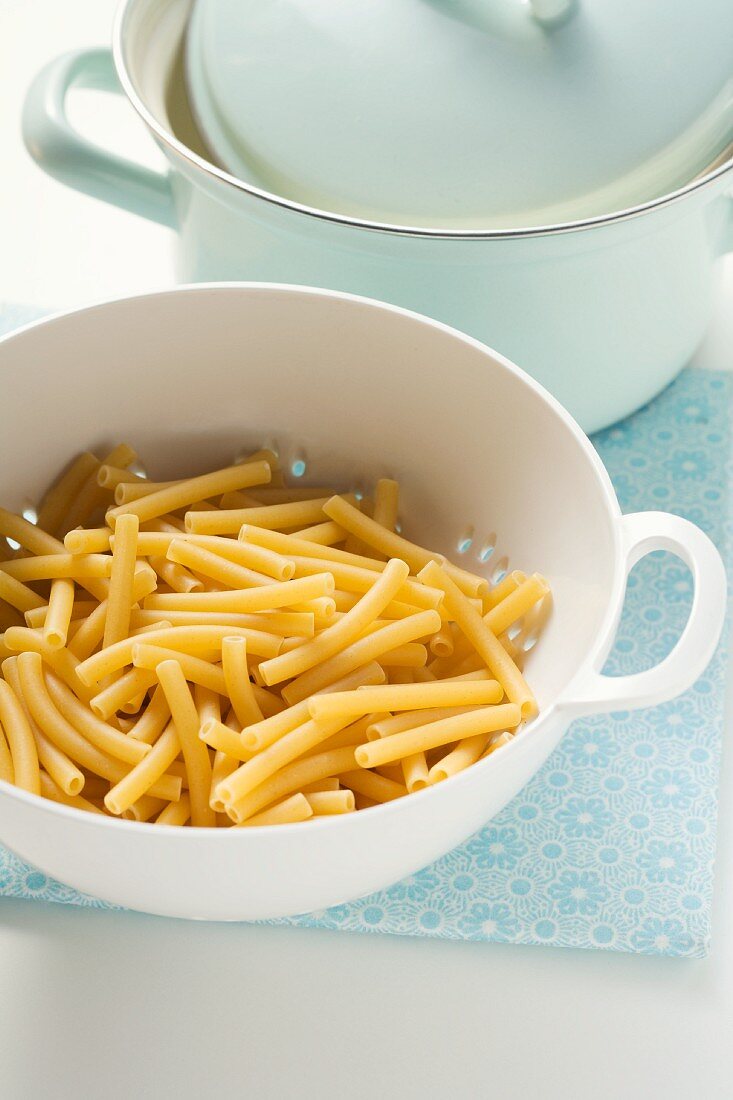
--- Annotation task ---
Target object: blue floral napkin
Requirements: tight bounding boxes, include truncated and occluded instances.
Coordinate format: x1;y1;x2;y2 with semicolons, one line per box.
0;307;729;956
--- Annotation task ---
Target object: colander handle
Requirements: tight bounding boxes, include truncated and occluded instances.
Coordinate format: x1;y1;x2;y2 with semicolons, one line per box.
556;511;727;717
22;48;176;228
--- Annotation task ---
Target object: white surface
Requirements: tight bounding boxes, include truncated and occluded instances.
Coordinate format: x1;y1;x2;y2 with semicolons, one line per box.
1;2;732;1096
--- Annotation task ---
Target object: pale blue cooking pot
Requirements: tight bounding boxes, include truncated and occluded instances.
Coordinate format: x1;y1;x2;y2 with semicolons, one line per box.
22;0;733;432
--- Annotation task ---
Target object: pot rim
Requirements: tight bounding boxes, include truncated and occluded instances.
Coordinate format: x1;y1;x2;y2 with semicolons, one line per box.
114;0;733;241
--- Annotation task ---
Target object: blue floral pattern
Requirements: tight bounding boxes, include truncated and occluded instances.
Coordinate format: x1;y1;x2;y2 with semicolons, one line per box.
0;313;728;962
663;449;715;482
458;901;519;941
637;840;695;885
547;870;609;916
555;796;613;839
631;918;694;955
641;767;700;810
465;825;527;870
564;725;620;769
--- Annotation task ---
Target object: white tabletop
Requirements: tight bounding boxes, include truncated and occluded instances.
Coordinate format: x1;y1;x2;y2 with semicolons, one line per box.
2;3;733;1096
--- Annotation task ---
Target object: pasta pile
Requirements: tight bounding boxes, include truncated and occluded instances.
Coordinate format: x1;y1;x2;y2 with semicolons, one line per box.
0;444;550;828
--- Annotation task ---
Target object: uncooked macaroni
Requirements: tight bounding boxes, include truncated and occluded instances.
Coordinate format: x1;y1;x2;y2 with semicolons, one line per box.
0;445;550;826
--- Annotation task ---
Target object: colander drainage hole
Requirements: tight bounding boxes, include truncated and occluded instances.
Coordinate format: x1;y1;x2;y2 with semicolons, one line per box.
8;502;38;550
290;453;306;478
478;534;496;563
456;527;474;555
491;555;508;584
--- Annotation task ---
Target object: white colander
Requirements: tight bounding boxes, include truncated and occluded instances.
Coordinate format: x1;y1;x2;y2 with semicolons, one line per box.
0;285;725;919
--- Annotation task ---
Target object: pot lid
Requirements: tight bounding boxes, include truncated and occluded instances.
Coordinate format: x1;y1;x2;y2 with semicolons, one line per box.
185;0;733;229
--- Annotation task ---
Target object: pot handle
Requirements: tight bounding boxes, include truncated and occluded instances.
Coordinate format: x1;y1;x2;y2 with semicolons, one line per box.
556;511;726;717
22;48;176;228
